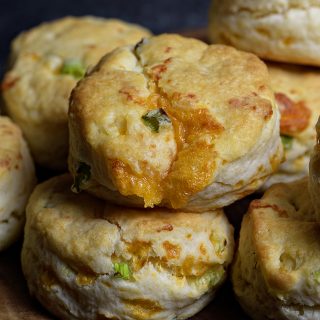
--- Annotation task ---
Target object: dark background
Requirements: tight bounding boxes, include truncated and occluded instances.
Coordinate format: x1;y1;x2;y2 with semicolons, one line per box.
0;0;211;76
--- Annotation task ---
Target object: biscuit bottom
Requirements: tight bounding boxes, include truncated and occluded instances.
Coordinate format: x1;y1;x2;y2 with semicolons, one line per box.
22;175;234;320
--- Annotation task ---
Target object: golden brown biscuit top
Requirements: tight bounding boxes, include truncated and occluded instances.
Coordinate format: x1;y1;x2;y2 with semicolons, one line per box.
70;34;277;208
2;16;151;124
27;175;233;276
247;178;320;302
10;16;151;68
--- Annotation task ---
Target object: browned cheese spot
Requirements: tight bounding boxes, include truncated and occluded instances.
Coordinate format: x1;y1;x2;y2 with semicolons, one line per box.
119;86;145;104
2;129;15;136
249;199;288;218
187;93;196;99
108;159;162;207
121;243;214;277
163;241;181;260
0;157;11;169
150;58;172;81
275;92;311;135
156;224;173;232
127;241;152;271
123;299;163;320
228;94;273;120
180;255;211;276
283;36;296;46
1;76;20;91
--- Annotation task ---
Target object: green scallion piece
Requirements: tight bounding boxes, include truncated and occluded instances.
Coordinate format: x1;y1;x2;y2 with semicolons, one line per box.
61;59;86;79
113;262;131;280
141;108;171;133
281;135;294;151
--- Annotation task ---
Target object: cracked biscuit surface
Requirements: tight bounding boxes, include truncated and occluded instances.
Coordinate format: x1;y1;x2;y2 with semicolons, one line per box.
2;16;151;170
69;34;282;211
263;62;320;188
232;177;320;320
209;0;320;66
0;116;36;251
22;174;234;320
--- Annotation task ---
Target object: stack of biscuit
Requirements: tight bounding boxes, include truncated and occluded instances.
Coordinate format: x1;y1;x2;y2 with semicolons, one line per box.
0;13;288;320
209;1;320;319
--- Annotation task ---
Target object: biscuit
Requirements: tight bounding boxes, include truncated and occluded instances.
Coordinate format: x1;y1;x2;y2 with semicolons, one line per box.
209;0;320;66
0;116;36;251
2;16;151;170
21;174;234;320
263;62;320;187
232;177;320;320
68;34;282;211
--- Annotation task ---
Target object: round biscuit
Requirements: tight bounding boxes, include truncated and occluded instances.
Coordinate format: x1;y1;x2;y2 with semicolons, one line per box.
68;34;282;211
22;174;234;320
2;16;151;170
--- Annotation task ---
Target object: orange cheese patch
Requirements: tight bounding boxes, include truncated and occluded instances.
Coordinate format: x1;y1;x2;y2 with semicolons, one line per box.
108;89;224;208
228;93;273;121
275;92;311;135
108;159;162;208
163;241;181;260
162;97;224;208
123;299;163;320
126;240;152;270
